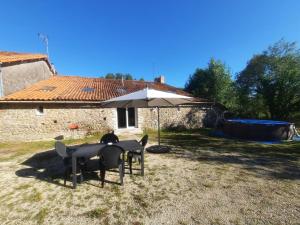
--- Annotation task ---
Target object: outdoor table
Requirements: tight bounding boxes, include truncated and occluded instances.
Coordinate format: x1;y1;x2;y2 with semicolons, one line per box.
71;140;143;188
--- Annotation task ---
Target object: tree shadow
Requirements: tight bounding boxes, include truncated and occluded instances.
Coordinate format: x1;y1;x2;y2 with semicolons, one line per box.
160;132;300;180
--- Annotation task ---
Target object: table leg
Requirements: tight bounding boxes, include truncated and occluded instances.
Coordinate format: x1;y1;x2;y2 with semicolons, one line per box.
72;156;77;189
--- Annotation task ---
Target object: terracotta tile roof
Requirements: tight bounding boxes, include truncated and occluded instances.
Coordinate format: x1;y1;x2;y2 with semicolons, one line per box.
0;51;48;64
0;75;193;102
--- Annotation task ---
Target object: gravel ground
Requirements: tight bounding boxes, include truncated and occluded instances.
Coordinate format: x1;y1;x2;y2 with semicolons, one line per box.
0;132;299;225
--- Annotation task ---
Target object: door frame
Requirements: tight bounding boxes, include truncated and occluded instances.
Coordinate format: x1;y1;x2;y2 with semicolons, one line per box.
116;107;138;129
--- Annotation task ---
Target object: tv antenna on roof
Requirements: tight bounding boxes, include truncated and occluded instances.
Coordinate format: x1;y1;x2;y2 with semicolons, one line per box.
38;33;50;59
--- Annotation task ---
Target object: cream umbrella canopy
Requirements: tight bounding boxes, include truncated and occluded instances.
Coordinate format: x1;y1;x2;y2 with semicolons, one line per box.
101;88;193;146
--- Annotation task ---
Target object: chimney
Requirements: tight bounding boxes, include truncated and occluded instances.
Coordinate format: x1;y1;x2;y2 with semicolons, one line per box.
51;63;57;75
154;75;165;84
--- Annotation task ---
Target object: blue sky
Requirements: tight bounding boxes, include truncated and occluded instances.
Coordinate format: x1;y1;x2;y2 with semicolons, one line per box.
1;0;300;87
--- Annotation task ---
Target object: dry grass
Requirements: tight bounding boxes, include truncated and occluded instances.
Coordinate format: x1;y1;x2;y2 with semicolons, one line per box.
0;129;299;224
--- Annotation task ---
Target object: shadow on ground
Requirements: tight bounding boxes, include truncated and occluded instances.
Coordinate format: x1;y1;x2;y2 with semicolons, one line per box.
15;130;300;188
15;149;100;188
159;131;300;180
15;149;140;188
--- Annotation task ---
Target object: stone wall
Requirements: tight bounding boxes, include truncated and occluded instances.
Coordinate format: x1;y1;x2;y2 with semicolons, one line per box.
0;103;116;141
138;106;214;130
0;104;214;142
1;60;53;96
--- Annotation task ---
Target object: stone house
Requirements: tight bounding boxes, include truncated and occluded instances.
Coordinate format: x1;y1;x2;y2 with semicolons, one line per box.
0;52;216;142
0;51;55;97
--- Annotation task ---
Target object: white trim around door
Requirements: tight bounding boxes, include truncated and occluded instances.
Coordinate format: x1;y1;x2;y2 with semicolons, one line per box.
116;107;138;129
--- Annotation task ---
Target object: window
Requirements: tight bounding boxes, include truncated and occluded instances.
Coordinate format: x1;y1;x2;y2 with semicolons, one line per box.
117;108;137;128
128;108;135;127
38;86;56;92
36;106;44;116
117;108;127;128
81;87;95;93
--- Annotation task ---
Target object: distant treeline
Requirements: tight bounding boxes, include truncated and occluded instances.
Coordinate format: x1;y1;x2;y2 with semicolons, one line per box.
184;39;300;121
101;73;144;81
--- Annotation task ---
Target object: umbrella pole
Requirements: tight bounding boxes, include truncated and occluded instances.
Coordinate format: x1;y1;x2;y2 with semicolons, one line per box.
157;107;160;146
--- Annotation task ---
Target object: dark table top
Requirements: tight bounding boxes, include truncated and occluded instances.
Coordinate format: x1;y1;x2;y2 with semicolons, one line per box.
71;140;143;159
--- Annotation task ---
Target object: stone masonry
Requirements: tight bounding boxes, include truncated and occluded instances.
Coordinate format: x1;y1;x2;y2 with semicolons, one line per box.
138;107;212;130
0;103;115;141
0;104;214;141
1;60;53;96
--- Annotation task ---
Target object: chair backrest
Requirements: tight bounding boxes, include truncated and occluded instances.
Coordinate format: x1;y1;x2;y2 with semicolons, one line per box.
100;132;119;144
139;135;149;147
54;135;64;141
55;141;69;158
98;145;124;169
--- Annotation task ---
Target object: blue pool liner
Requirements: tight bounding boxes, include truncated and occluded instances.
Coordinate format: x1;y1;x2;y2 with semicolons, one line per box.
226;119;290;125
210;130;284;144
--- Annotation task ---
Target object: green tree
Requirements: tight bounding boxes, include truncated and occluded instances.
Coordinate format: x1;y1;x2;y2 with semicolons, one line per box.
236;40;300;120
104;73;115;79
185;58;236;109
124;74;133;80
104;73;133;80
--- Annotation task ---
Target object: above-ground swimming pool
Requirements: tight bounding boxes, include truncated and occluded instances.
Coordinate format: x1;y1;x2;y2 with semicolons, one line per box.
222;119;294;141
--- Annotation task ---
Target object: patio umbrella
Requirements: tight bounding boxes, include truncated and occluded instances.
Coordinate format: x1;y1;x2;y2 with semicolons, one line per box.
101;88;193;146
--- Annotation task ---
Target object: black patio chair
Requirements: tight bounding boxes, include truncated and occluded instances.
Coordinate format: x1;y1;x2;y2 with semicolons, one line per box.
100;131;119;144
55;141;87;186
98;145;125;187
127;135;148;176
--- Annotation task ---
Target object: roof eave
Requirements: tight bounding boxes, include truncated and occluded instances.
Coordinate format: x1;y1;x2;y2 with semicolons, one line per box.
0;100;104;104
0;57;55;75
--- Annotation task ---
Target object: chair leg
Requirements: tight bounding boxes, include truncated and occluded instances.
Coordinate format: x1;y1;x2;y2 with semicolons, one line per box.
122;161;125;177
64;168;68;186
100;169;105;188
80;169;83;183
80;163;86;183
128;156;133;174
141;155;144;176
119;164;123;185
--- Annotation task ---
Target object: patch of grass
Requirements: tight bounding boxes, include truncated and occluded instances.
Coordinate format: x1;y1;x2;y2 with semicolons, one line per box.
136;182;146;189
15;183;32;190
178;220;188;225
84;208;109;218
127;206;138;216
34;208;48;224
132;222;143;225
115;204;120;211
6;202;15;210
111;185;122;198
152;192;169;202
132;193;148;209
147;171;156;176
0;133;101;161
24;189;42;202
203;182;214;188
63;132;101;145
221;184;232;189
229;218;242;225
211;218;223;225
112;212;120;219
84;195;93;200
